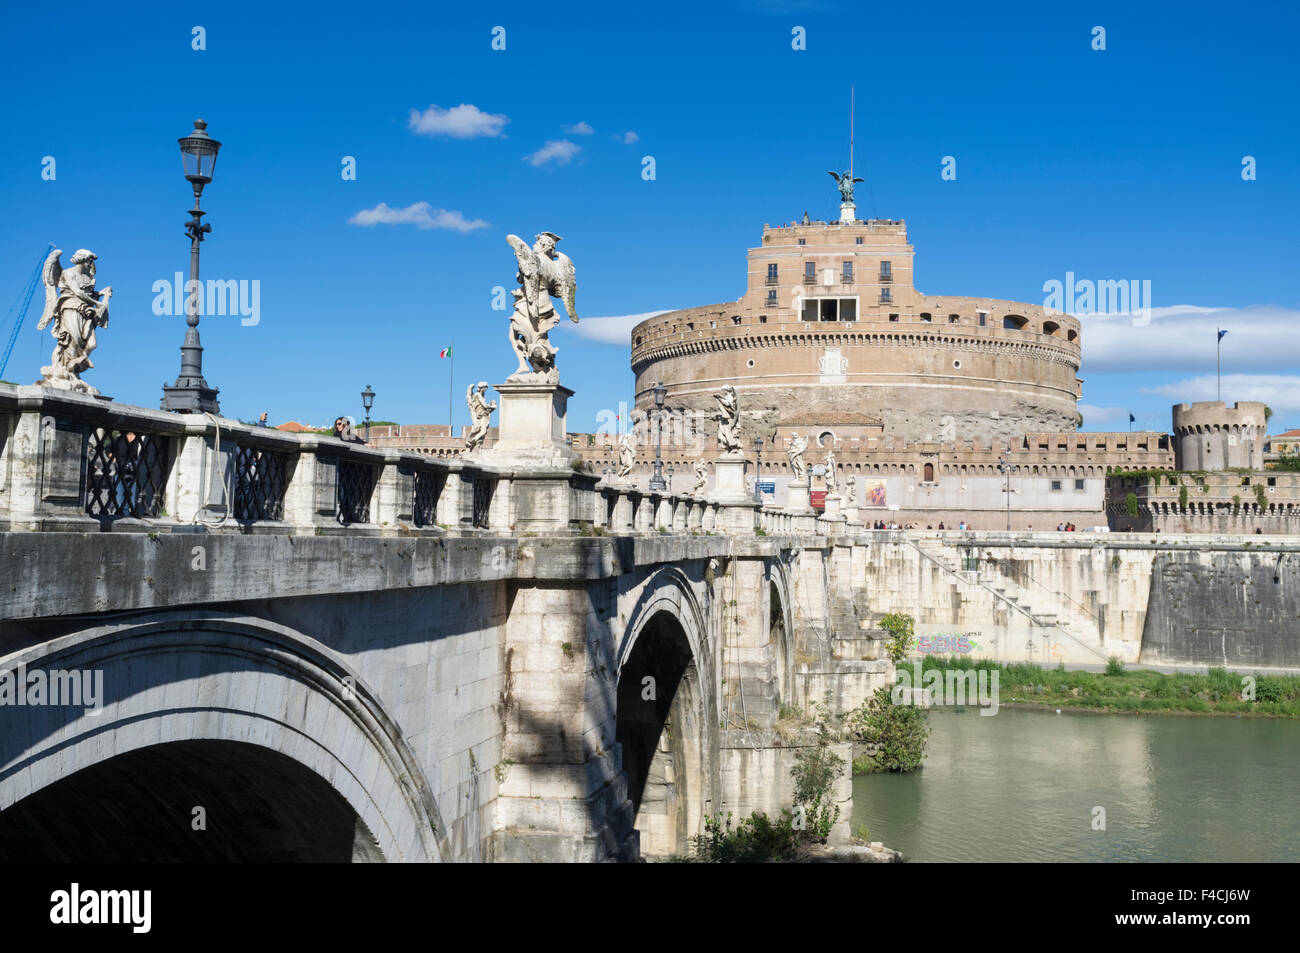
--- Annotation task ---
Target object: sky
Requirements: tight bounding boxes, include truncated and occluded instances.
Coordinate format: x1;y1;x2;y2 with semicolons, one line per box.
0;0;1297;435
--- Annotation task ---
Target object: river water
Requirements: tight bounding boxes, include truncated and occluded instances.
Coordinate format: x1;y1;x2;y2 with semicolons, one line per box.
851;707;1300;862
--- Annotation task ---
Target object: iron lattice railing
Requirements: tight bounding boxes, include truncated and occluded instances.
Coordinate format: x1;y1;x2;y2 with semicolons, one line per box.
337;459;377;524
413;470;444;527
84;428;170;518
233;445;291;522
472;477;493;528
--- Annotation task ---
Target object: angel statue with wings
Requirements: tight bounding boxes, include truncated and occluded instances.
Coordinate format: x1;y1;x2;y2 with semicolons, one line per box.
505;231;578;383
787;431;809;483
36;248;112;395
464;381;497;452
692;459;709;496
714;385;741;455
828;169;864;204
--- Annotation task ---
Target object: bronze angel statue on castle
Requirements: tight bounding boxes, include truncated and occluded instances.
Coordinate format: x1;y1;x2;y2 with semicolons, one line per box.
36;248;112;395
505;230;578;382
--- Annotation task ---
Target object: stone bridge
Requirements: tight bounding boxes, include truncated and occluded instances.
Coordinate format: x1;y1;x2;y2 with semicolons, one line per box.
3;383;1296;862
0;383;891;862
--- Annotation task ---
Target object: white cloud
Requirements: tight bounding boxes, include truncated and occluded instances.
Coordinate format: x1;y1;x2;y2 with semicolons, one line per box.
572;311;671;345
1077;404;1132;429
1144;374;1300;422
524;139;581;167
1080;304;1300;373
618;131;639;144
348;202;489;233
408;104;508;139
564;121;594;135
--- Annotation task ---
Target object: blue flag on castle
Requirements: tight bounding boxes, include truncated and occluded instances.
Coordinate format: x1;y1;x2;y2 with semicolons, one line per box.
1219;329;1229;340
1129;413;1136;423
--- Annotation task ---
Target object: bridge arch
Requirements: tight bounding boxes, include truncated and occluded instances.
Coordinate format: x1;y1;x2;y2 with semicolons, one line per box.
767;557;795;708
0;611;447;862
615;567;718;858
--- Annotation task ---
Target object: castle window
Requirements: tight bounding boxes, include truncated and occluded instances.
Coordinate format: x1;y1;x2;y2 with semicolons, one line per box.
804;261;816;284
855;237;863;244
949;314;960;323
1003;315;1029;330
889;313;899;322
924;463;935;482
732;315;742;325
840;298;857;321
798;238;806;246
842;261;853;282
1075;479;1085;491
767;263;778;279
978;311;987;326
1050;480;1062;492
759;315;768;323
766;289;778;306
880;261;892;280
920;312;932;323
879;287;892;303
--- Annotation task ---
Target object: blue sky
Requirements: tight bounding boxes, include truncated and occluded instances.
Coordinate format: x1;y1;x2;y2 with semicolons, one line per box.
1;0;1297;434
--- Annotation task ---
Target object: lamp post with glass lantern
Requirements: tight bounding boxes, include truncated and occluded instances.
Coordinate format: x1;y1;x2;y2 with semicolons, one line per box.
162;119;223;414
361;385;375;443
753;436;764;503
649;381;667;492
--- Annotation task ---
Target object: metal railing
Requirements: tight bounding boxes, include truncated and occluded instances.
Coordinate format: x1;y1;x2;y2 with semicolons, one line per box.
84;428;170;519
233;444;291;522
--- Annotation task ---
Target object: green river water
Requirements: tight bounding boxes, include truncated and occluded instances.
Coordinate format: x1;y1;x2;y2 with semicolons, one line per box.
851;707;1300;862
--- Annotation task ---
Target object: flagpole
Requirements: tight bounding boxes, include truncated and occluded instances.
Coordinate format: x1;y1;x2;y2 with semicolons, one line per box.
447;339;454;436
1216;327;1222;402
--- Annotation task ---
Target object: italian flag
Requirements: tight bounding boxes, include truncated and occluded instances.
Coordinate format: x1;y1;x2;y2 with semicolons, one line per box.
439;345;452;358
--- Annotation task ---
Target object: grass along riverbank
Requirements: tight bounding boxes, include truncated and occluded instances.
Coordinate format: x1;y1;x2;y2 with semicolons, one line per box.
907;656;1300;717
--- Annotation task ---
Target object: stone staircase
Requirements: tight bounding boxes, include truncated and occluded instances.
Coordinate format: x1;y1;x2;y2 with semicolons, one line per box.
907;538;1110;663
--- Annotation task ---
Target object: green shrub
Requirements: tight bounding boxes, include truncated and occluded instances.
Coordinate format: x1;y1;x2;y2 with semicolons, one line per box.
1105;655;1126;676
1255;678;1284;703
690;811;801;863
848;686;930;773
790;717;845;839
879;612;916;663
1125;492;1139;518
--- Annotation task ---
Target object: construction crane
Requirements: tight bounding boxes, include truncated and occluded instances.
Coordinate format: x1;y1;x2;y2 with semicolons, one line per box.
0;245;54;381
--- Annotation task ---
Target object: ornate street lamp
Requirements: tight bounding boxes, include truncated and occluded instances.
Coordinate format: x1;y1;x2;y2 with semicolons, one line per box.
753;436;764;503
649;381;667;491
666;463;675;493
361;385;375;442
162;119;223;414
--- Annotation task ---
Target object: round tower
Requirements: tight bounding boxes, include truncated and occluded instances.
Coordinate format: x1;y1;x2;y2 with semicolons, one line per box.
1171;401;1267;470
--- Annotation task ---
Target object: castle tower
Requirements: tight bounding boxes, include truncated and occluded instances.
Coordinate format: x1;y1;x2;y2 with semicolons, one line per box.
1172;401;1267;470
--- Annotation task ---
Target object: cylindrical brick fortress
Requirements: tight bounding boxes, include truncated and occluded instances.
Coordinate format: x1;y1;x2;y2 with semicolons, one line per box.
631;219;1081;446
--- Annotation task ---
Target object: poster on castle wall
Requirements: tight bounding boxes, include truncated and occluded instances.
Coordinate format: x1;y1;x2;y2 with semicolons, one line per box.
863;478;887;506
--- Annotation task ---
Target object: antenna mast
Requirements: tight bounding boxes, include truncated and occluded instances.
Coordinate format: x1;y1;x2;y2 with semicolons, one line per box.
849;85;854;181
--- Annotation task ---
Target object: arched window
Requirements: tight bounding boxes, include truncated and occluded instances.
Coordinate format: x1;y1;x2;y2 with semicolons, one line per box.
923;462;935;482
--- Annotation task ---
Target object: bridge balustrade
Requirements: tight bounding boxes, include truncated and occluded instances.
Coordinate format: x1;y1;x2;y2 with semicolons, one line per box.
0;384;485;536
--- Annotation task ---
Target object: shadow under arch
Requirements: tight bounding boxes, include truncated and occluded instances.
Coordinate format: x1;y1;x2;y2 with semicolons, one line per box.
615;567;718;858
0;610;448;862
767;557;795;708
